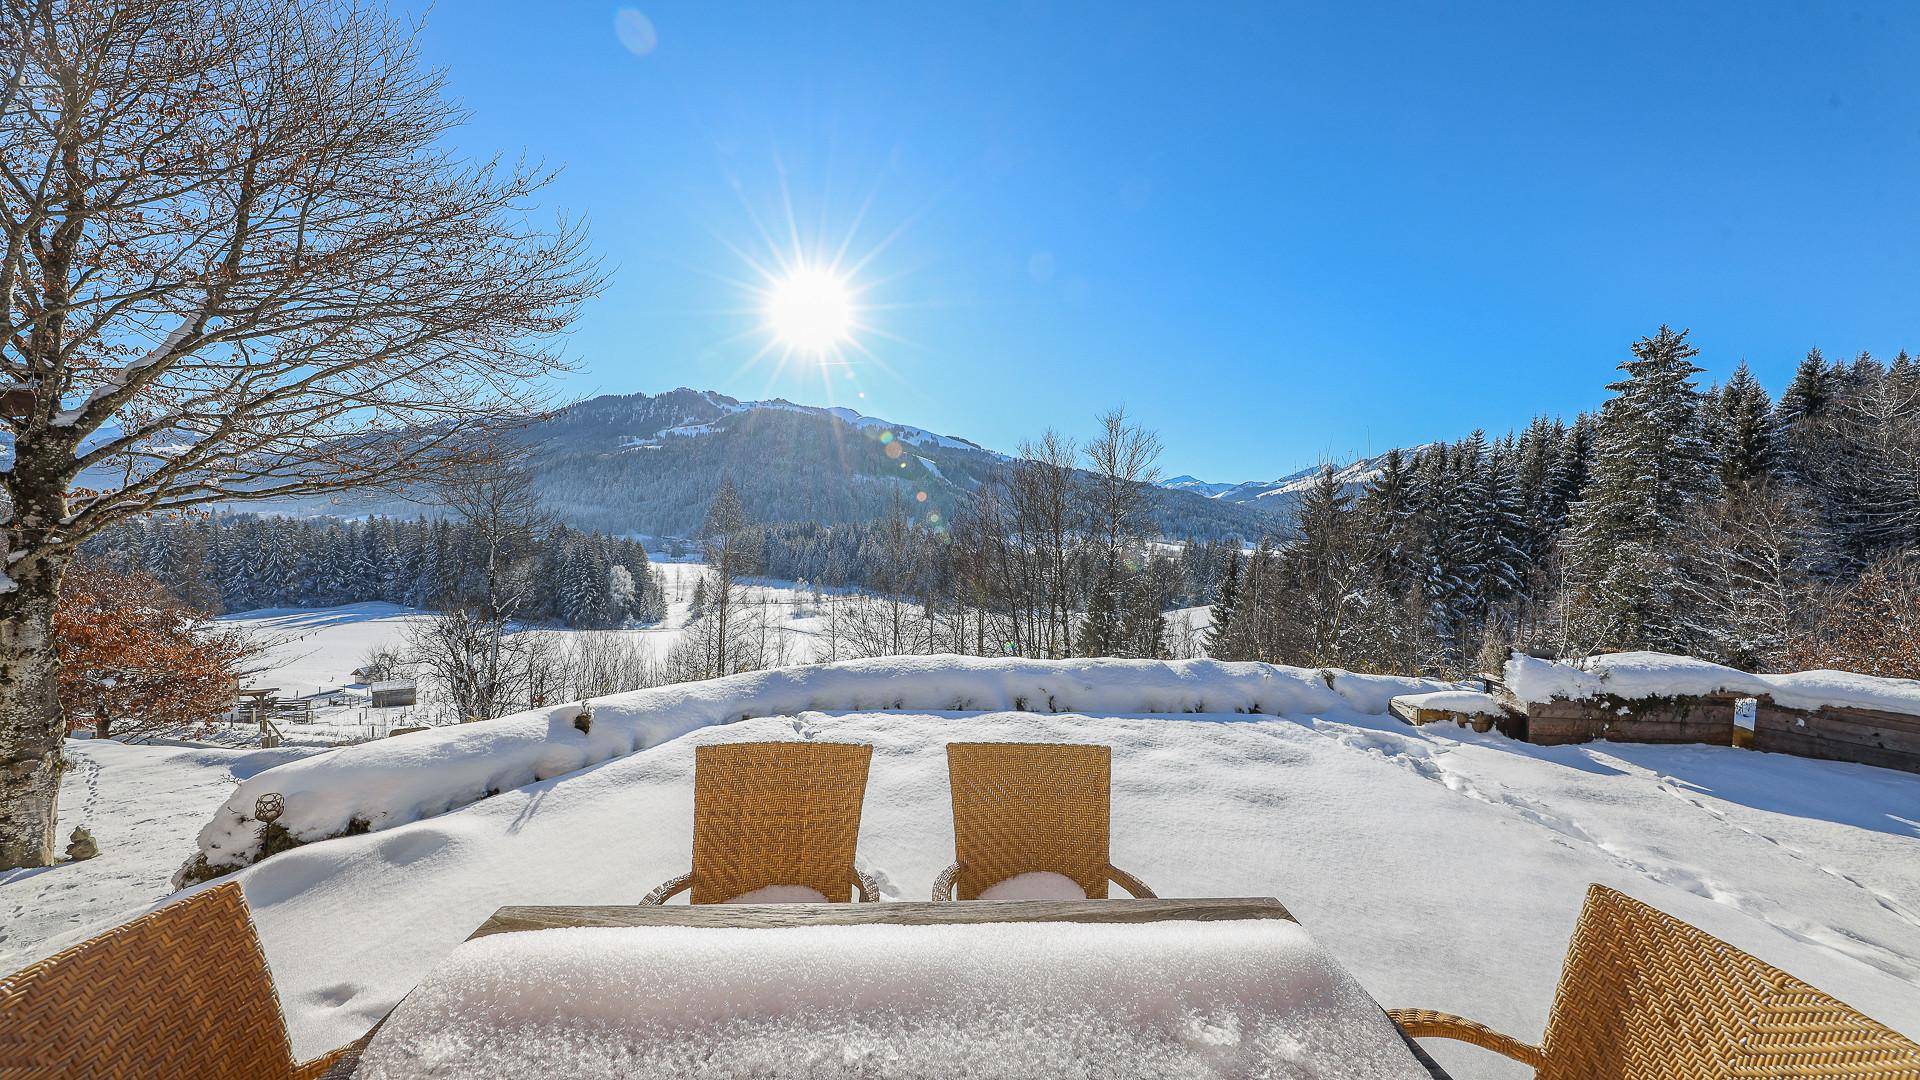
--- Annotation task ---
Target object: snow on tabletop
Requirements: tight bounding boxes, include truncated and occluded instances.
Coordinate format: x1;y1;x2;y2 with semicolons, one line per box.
977;870;1087;901
182;657;1454;880
354;921;1427;1080
1503;651;1920;717
1386;690;1508;718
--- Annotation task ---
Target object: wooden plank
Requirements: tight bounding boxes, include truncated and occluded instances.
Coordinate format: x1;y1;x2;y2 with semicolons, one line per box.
1804;711;1920;753
1752;728;1920;775
1808;704;1920;733
467;897;1294;939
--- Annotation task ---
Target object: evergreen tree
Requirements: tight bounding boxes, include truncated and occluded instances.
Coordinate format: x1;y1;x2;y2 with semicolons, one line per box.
1712;361;1778;490
1775;347;1832;431
1204;551;1240;657
1561;326;1719;652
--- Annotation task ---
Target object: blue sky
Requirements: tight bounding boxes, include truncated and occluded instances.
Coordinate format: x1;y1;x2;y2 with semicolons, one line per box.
415;2;1920;482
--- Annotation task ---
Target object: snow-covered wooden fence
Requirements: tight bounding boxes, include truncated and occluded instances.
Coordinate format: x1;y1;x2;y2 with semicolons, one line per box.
1515;693;1920;774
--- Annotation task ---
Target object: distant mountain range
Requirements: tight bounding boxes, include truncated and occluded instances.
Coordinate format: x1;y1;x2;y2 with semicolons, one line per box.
236;388;1408;542
1158;451;1414;507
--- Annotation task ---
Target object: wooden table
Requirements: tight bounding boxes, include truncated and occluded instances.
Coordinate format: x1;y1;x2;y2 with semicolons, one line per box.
468;896;1296;937
326;898;1450;1079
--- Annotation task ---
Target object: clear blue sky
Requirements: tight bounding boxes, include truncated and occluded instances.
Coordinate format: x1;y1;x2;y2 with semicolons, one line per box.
414;2;1920;482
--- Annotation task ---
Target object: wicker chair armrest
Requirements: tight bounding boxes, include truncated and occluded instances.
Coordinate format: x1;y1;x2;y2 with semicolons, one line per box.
640;871;694;906
931;861;963;901
1105;863;1157;899
854;868;882;902
296;1037;363;1079
1387;1009;1544;1069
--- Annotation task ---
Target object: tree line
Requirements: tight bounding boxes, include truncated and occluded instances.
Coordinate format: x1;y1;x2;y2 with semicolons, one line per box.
1214;329;1920;677
693;328;1919;680
81;512;669;631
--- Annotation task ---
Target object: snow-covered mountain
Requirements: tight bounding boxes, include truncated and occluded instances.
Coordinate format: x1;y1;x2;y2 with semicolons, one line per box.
602;388;996;457
251;389;1276;541
1159;474;1239;498
1162;448;1424;506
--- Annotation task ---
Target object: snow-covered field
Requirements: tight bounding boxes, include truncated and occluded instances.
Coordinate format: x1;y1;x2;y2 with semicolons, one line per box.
212;564;1210;750
206;565;827;743
5;660;1915;1079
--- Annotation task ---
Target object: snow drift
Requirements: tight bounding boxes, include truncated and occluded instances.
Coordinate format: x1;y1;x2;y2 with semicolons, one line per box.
181;657;1454;883
1504;651;1920;716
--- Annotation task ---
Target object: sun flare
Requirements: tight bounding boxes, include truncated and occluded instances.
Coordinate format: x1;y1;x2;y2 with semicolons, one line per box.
765;265;855;355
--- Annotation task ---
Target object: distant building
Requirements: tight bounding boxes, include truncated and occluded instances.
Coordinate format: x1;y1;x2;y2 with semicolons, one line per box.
370;680;418;708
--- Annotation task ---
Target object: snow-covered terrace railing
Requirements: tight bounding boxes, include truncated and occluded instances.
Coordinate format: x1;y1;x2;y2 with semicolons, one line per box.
178;656;1454;886
1502;652;1920;717
1500;651;1920;775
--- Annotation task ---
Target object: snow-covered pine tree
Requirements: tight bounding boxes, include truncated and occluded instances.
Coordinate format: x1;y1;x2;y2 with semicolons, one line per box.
1560;326;1720;652
1470;435;1529;610
1711;361;1778;491
1203;550;1240;657
1075;569;1125;657
1275;465;1367;667
1831;355;1920;556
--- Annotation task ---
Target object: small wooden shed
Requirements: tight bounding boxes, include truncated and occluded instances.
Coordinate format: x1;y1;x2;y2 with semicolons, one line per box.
370;680;418;708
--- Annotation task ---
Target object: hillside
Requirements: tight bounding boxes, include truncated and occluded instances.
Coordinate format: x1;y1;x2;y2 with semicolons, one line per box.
243;389;1291;541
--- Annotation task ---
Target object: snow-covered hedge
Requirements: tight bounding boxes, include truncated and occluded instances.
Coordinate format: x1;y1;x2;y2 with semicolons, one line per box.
1389;689;1510;717
180;656;1452;884
1504;651;1920;716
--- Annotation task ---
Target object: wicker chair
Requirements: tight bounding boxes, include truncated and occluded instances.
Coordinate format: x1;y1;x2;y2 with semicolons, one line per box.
932;742;1156;901
0;881;348;1079
1390;884;1920;1079
641;740;881;904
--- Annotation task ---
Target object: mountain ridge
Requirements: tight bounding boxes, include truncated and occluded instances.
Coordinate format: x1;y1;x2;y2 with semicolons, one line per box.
240;388;1410;542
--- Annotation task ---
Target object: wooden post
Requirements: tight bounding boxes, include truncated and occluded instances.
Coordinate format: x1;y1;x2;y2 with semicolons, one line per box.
1732;697;1757;750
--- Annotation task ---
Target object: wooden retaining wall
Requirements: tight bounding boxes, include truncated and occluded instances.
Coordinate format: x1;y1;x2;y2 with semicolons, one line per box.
1516;692;1920;775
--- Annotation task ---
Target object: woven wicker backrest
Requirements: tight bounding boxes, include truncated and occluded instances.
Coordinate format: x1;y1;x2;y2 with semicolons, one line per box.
1539;884;1920;1079
946;742;1111;900
690;740;874;904
0;881;298;1079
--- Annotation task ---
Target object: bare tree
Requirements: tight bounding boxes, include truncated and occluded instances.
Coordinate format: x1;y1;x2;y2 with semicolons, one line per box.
563;630;658;699
1007;431;1078;657
698;478;756;676
0;0;596;865
406;461;552;723
1078;408;1161;656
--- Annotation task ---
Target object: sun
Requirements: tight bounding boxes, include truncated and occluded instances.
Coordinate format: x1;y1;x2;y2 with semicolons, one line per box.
765;264;855;354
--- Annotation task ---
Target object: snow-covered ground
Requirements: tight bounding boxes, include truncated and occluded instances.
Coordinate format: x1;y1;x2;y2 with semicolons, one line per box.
0;739;327;969
207;566;828;744
11;611;1920;1078
6;664;1915;1079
